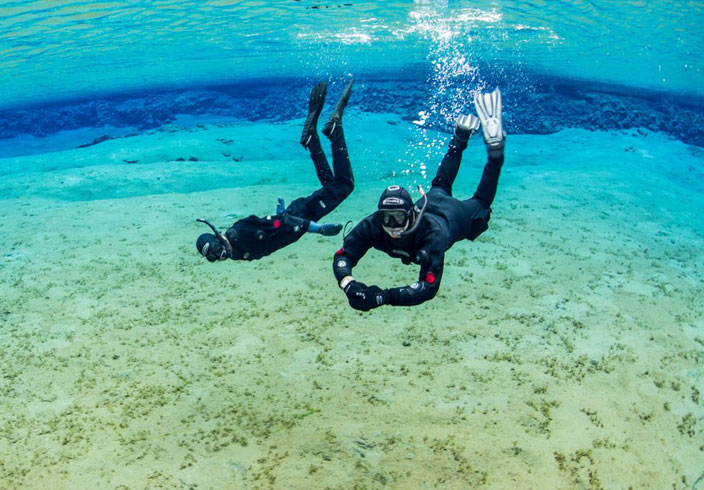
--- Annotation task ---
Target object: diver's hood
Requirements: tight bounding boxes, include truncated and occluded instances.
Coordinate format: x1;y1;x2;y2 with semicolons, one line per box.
380;185;428;239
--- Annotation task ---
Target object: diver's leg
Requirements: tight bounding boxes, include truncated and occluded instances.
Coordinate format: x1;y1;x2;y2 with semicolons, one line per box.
329;124;354;193
285;185;340;222
301;82;334;185
430;114;479;195
458;197;492;241
286;124;352;223
472;150;504;207
289;126;354;221
301;82;326;148
430;135;467;196
285;144;353;222
286;81;355;223
457;136;504;241
472;86;506;207
308;133;334;186
322;79;353;139
320;80;355;210
298;124;355;219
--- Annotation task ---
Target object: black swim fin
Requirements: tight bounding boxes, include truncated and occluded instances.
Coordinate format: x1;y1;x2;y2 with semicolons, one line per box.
301;82;327;148
322;79;353;139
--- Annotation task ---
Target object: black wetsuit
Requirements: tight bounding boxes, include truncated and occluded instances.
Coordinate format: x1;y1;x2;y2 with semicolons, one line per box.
333;135;503;306
224;126;354;261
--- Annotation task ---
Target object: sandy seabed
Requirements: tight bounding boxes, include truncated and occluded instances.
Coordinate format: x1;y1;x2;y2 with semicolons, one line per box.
1;115;703;489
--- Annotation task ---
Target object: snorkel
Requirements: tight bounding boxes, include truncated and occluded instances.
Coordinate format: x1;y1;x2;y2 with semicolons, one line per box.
386;185;428;239
196;218;234;259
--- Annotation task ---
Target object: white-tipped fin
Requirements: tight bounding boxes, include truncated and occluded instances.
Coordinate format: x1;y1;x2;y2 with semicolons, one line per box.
473;87;504;148
453;114;480;142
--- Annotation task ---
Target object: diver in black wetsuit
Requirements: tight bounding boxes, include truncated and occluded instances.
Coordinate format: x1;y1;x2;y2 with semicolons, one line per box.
333;87;506;311
196;80;355;262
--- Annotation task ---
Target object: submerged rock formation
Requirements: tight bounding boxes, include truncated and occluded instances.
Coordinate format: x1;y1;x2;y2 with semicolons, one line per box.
1;72;702;148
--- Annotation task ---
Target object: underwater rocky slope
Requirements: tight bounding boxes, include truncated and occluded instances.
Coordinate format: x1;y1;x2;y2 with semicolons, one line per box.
2;69;703;150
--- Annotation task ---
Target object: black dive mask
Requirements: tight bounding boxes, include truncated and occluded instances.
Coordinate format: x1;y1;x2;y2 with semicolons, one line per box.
196;218;233;261
378;209;411;228
376;185;428;239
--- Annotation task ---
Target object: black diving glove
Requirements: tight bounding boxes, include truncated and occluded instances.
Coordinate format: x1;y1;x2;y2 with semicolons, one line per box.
319;223;342;236
308;221;342;236
346;283;387;312
344;280;366;296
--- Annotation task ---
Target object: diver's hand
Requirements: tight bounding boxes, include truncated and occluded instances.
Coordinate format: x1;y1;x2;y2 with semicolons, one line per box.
318;223;343;236
276;197;286;215
347;284;387;312
344;280;367;309
344;280;366;295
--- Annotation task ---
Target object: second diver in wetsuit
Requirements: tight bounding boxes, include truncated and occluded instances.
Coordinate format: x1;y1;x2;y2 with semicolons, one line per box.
333;87;506;311
196;80;355;262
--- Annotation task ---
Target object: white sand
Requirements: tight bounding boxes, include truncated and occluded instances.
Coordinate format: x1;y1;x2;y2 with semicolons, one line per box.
0;115;702;489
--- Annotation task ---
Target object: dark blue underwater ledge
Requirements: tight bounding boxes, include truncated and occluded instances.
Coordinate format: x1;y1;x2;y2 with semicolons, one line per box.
1;70;703;151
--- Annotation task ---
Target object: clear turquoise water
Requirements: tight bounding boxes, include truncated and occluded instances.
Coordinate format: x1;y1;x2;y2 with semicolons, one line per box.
2;3;704;488
1;0;703;109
